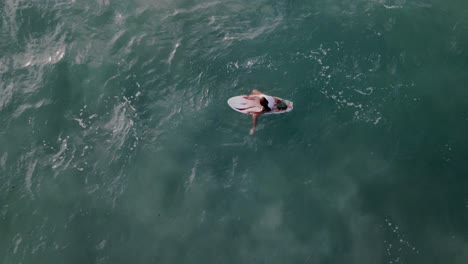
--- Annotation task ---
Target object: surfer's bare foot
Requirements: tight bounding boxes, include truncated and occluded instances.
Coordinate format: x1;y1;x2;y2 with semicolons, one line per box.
249;128;255;135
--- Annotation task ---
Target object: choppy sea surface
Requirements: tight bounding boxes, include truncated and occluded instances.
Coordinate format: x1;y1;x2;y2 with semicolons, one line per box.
2;0;468;263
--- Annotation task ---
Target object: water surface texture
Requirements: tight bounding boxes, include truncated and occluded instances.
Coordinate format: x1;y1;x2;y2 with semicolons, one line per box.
1;0;468;263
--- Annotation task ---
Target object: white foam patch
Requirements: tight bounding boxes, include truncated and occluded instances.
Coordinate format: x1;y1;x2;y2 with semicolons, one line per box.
52;138;68;167
15;23;66;68
25;160;37;197
226;55;272;72
208;16;216;25
73;118;87;128
51;137;76;176
96;240;107;250
0;152;7;168
13;99;50;118
167;39;181;65
0;83;14;111
354;87;374;96
373;116;382;125
105;103;134;151
109;30;126;48
296;43;393;125
32;240;46;254
223;17;282;42
166;1;221;18
86;184;100;194
0;57;9;74
3;0;20;40
185;160;198;191
383;218;420;262
383;5;403;9
13;233;22;254
114;12;125;25
231;156;238;178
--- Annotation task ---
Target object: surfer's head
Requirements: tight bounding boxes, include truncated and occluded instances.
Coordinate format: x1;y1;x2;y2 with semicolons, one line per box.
276;100;288;110
259;97;271;111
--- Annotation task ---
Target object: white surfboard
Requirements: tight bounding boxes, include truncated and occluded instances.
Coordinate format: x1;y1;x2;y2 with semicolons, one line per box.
227;95;293;115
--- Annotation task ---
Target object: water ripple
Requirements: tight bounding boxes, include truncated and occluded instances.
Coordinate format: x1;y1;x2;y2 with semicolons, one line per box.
13;23;67;68
104;101;136;153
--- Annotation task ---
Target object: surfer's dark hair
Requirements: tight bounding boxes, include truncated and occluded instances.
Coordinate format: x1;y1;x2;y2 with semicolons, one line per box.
276;100;287;110
259;97;271;111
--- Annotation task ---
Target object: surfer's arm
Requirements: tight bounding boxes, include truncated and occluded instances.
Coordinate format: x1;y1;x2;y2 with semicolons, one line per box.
250;114;259;135
250;89;263;96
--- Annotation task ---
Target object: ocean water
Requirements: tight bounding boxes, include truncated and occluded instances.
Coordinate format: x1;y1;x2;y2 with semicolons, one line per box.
1;0;468;263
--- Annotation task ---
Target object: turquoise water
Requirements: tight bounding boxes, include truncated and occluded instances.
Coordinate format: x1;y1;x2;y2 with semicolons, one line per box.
1;0;468;263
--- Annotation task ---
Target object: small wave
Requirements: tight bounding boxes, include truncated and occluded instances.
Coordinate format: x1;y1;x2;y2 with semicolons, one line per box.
14;23;67;68
230;156;238;178
2;0;20;41
167;39;181;65
223;17;282;43
383;218;420;259
0;58;10;74
185;160;198;191
383;5;403;9
73;118;87;128
25;160;37;197
109;30;126;49
0;83;14;111
22;46;65;67
208;16;216;25
297;43;388;125
226;55;272;73
354;87;374;96
13;99;51;118
13;234;22;254
104;100;136;153
0;153;7;168
50;136;76;177
165;1;221;19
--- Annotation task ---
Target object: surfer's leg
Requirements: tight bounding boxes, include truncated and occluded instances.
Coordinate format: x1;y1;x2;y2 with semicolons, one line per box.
250;114;259;135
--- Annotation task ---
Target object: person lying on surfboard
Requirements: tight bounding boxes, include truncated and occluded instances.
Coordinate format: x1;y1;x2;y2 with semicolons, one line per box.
246;89;288;135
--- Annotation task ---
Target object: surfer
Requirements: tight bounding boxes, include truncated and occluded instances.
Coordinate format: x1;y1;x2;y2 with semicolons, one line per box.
247;89;287;135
